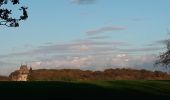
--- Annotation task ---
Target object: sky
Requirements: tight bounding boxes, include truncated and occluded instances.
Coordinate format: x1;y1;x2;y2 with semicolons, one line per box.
0;0;170;75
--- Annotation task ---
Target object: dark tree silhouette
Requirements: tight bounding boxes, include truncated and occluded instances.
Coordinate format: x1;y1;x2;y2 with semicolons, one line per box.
155;37;170;69
0;0;28;27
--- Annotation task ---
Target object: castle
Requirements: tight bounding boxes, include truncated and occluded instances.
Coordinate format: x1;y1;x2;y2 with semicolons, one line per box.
9;65;31;81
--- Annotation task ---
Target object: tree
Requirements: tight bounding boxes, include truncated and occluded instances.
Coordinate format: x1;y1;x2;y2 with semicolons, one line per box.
0;0;28;27
155;38;170;69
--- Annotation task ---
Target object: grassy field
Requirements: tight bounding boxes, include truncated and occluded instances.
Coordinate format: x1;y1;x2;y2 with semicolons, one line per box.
0;80;170;99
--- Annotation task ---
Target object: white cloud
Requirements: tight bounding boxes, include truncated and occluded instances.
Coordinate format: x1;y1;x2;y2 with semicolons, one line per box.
31;55;94;69
70;45;90;51
0;39;129;60
116;54;127;58
0;36;164;75
28;54;158;72
125;59;129;62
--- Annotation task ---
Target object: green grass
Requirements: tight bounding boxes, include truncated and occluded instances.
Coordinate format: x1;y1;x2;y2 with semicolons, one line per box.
0;80;170;99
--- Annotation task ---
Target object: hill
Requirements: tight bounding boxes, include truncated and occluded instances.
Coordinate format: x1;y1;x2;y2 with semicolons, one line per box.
28;68;170;81
0;76;9;81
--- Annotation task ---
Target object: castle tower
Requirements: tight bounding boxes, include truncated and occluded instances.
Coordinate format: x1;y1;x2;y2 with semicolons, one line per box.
9;64;30;81
18;64;29;81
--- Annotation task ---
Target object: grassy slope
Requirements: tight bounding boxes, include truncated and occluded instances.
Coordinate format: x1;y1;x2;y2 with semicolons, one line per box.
0;80;170;99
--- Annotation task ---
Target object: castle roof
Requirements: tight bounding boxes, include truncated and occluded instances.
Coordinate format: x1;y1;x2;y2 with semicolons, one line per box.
20;65;28;70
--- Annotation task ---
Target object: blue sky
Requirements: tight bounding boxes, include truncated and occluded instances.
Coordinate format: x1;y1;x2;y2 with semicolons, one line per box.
0;0;170;75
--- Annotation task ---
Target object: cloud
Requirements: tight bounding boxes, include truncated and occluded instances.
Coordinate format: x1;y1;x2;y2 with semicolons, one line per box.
31;55;94;69
147;39;170;47
0;39;129;60
86;26;126;35
33;40;129;55
116;47;163;52
155;39;170;45
29;53;159;72
0;61;13;66
73;39;129;46
69;45;90;51
0;41;161;60
71;0;96;5
0;45;163;75
130;18;150;22
0;40;161;63
0;61;18;76
116;54;127;58
88;36;111;40
30;55;110;70
0;37;165;75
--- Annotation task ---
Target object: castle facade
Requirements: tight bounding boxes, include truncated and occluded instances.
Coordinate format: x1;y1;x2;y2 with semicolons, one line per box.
9;65;31;81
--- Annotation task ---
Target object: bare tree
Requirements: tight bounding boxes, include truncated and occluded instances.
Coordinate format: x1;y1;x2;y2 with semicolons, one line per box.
155;32;170;69
0;0;28;27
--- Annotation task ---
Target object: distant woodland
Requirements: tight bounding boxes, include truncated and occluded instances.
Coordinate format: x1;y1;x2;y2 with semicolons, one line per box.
1;68;170;81
27;68;170;81
0;76;9;81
